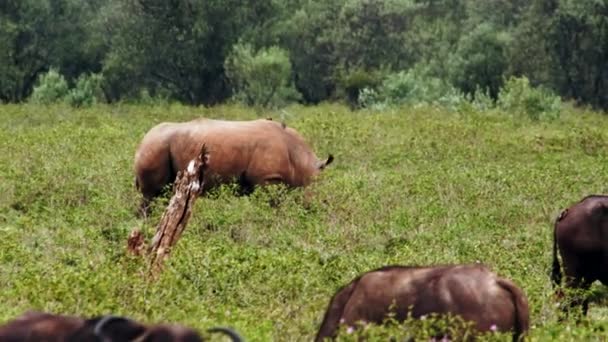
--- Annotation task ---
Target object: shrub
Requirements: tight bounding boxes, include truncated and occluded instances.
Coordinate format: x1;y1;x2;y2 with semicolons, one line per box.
360;65;468;111
470;86;496;112
29;68;69;104
335;312;480;341
447;23;510;99
224;43;300;108
497;76;561;120
135;89;171;106
455;86;497;114
66;73;105;107
337;67;384;108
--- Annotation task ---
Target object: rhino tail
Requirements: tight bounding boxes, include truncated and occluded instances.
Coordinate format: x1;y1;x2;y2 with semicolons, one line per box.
317;154;334;170
315;278;358;342
496;278;529;342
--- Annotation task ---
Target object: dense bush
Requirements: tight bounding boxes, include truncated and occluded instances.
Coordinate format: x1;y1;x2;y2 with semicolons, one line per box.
225;44;300;108
448;23;509;99
29;70;105;107
66;73;105;107
2;1;608;109
359;66;467;111
497;76;562;121
338;67;384;108
29;69;69;105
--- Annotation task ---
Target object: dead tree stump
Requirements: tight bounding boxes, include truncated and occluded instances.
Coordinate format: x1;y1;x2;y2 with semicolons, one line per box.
128;145;209;278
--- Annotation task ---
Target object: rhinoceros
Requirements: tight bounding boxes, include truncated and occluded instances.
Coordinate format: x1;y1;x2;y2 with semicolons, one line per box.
134;118;333;215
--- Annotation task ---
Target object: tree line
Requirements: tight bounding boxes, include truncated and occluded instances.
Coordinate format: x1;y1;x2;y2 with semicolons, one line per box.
1;0;607;110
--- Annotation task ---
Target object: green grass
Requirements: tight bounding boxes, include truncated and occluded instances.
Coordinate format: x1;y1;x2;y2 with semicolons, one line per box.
1;103;607;341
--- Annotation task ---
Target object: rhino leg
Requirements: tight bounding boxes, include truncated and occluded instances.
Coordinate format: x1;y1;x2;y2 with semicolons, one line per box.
138;197;152;219
237;172;255;196
236;172;285;196
135;161;175;218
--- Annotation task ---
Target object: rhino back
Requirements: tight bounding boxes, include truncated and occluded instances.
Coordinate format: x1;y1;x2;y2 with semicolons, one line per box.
134;122;179;174
169;120;291;182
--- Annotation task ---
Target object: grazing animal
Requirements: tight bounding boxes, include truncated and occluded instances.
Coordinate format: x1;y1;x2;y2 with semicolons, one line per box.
134;118;333;215
315;264;529;342
552;195;608;316
0;311;243;341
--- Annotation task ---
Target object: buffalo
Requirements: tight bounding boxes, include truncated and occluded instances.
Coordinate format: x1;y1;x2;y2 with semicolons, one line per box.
315;264;529;342
0;311;243;341
552;195;608;316
134;118;333;215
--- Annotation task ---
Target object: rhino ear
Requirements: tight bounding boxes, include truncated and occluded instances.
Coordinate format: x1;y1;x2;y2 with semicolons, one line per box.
93;315;146;340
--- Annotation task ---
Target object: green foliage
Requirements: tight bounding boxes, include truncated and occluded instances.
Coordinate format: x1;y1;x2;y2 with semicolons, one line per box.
3;0;608;109
448;23;510;99
335;313;482;341
225;43;300;108
2;103;608;340
498;76;562;121
545;0;608;109
29;68;69;104
359;65;467;111
100;0;281;105
275;0;343;103
135;89;172;106
29;70;105;107
470;86;496;112
338;67;384;108
66;73;105;107
0;0;107;102
331;0;415;71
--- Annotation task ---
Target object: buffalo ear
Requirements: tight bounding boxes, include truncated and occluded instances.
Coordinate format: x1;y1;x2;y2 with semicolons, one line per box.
144;326;204;342
92;315;146;340
207;327;244;342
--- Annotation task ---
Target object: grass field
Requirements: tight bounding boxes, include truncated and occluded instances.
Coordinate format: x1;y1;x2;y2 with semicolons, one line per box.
1;103;607;341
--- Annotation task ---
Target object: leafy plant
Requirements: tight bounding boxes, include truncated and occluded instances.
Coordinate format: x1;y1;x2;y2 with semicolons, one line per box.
225;43;300;108
360;65;467;111
497;76;561;121
66;73;105;107
338;67;384;109
29;68;69;104
448;23;510;99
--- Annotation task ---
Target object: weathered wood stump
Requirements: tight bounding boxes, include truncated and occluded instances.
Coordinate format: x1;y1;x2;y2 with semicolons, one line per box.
127;145;208;278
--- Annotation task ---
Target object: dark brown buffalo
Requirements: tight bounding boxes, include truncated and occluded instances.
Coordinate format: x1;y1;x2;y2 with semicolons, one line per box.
552;195;608;316
0;311;243;342
315;264;529;342
134;118;333;215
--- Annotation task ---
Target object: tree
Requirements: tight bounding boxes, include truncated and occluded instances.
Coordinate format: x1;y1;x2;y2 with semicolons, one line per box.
547;0;608;108
224;43;300;108
448;23;509;98
101;0;281;105
275;0;345;103
0;0;106;102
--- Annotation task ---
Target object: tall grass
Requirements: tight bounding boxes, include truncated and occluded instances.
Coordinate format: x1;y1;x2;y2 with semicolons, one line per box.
0;103;607;341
